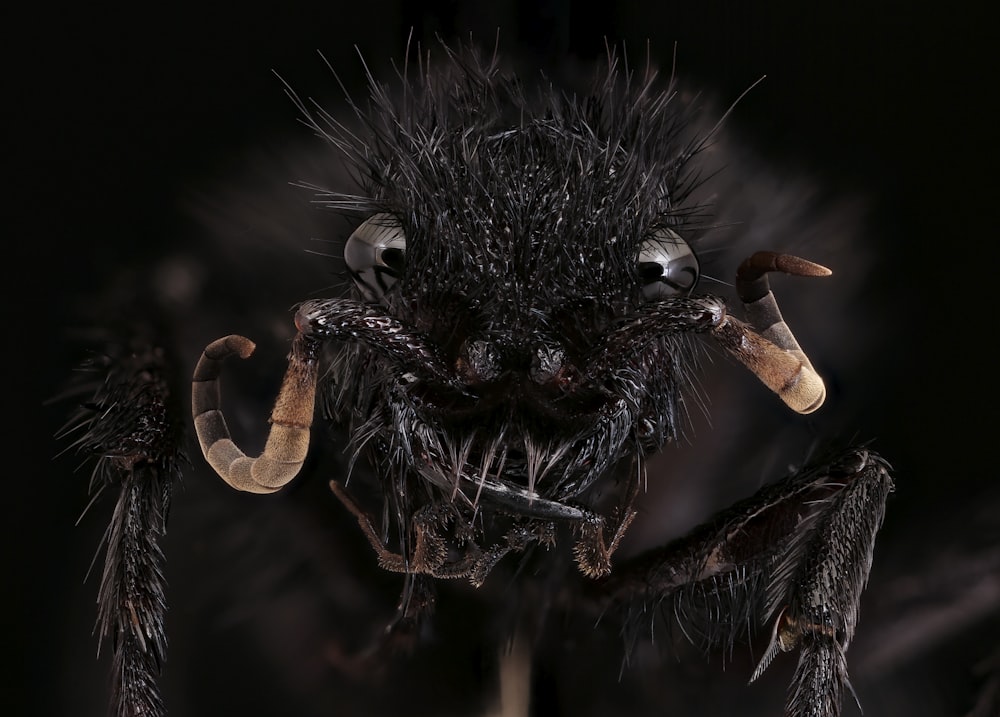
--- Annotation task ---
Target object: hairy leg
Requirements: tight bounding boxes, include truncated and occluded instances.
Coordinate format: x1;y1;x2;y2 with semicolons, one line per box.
599;449;893;717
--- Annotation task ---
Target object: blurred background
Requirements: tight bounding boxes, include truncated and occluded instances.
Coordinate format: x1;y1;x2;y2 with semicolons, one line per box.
13;1;998;715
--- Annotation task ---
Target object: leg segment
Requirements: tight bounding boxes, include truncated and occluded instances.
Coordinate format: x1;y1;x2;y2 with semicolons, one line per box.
62;337;183;717
753;450;893;715
601;449;892;717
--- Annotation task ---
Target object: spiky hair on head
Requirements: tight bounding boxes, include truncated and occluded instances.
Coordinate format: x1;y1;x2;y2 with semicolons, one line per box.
298;43;710;314
289;43;718;519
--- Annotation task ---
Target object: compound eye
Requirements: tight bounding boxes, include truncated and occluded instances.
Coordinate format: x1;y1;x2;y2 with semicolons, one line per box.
344;213;407;302
638;227;699;300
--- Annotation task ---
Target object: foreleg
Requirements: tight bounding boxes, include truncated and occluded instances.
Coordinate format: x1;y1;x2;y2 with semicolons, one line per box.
601;449;893;717
62;336;184;717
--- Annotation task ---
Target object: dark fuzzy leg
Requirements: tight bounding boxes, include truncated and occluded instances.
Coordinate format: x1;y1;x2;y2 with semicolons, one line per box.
62;337;184;717
596;450;892;717
761;451;893;717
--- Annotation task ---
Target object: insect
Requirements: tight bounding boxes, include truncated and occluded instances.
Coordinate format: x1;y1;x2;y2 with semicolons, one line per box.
68;44;892;716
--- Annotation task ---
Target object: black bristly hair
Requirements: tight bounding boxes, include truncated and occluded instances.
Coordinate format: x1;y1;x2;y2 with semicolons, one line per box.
61;333;184;717
291;47;719;564
311;46;705;301
66;39;898;717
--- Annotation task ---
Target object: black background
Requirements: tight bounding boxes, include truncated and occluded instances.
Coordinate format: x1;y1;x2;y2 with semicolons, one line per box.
13;2;999;715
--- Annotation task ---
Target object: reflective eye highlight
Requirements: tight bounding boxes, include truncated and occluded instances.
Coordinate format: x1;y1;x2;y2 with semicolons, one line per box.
638;227;699;300
344;213;407;302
